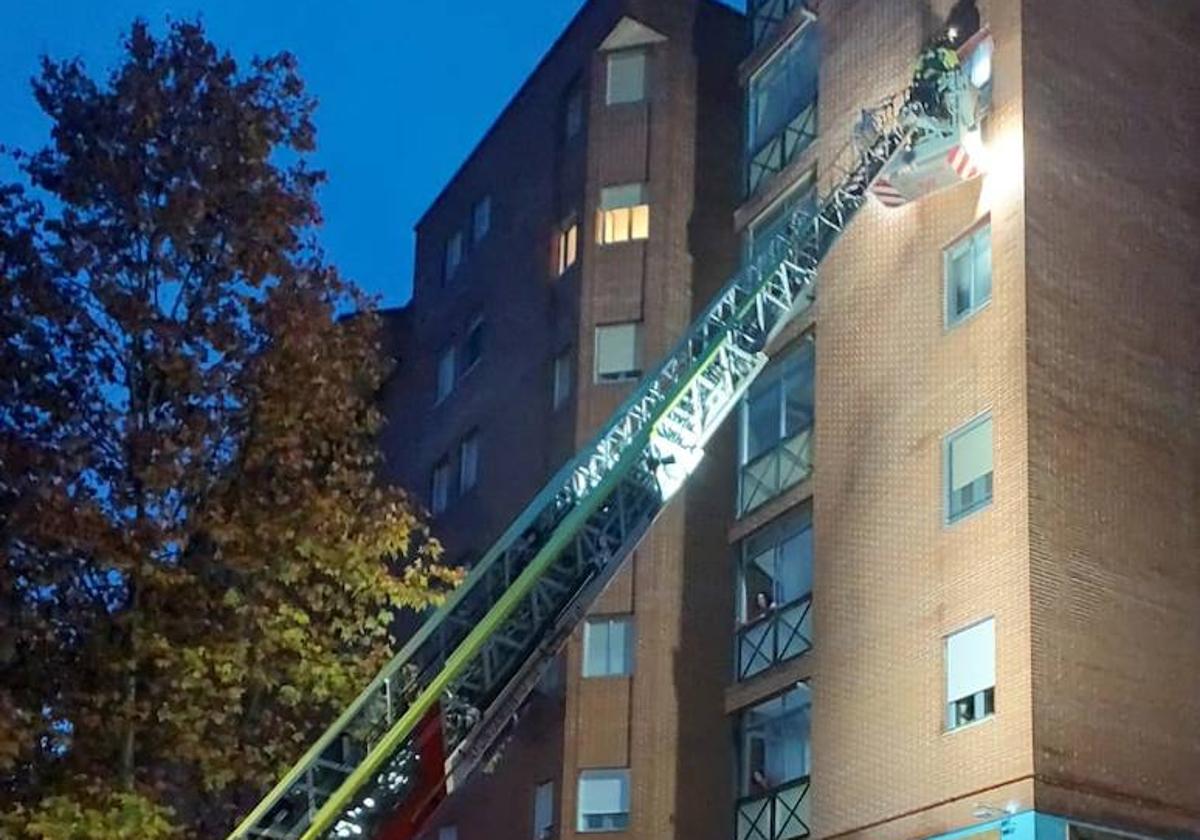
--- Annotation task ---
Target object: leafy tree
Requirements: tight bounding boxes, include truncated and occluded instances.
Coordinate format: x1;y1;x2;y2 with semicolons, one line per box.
0;20;459;838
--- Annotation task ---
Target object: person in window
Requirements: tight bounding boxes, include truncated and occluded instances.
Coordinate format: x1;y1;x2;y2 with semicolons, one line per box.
946;0;981;45
750;768;772;794
751;591;776;621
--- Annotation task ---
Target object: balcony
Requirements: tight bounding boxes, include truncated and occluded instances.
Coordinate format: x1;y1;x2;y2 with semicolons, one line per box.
739;427;813;516
746;101;818;198
736;777;811;840
748;0;807;50
736;594;813;681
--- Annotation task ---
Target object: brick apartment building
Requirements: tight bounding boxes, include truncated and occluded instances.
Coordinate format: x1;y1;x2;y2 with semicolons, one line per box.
380;2;1200;840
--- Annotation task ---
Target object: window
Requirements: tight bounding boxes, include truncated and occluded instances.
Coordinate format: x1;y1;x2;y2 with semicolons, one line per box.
459;431;479;494
582;616;633;677
463;317;484;372
739;683;811;795
945;618;996;730
594;322;641;383
431;456;453;515
605;50;645;105
746;185;817;267
577;769;630;832
443;231;464;282
534;781;554;840
946;221;992;324
472;196;492;243
597;183;649;245
438;828;458;840
945;413;993;522
736;509;815;680
553;350;572;410
557;218;579;275
564;80;584;140
747;25;820;194
738;340;814;514
436;347;456;403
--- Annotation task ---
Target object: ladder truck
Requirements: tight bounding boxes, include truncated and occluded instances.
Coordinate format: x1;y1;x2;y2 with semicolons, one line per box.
229;27;994;840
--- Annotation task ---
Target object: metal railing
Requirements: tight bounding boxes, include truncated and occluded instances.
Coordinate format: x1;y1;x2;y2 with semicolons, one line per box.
748;0;808;49
748;102;819;198
739;427;813;515
736;776;812;840
736;594;813;680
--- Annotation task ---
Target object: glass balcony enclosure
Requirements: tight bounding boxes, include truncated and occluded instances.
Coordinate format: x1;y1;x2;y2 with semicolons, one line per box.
736;684;812;840
738;338;814;516
747;0;807;49
747;24;819;196
745;184;817;268
736;508;813;680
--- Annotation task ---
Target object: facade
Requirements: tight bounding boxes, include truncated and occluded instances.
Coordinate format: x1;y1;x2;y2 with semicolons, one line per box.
383;2;1199;840
379;1;744;839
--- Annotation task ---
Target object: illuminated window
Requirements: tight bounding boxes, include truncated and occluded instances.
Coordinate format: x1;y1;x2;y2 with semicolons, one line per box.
606;49;645;105
431;456;453;516
583;616;633;678
459;431;479;493
945;618;996;730
945;414;993;522
557;218;579;275
594;322;641;383
596;184;649;245
946;221;992;325
577;769;630;832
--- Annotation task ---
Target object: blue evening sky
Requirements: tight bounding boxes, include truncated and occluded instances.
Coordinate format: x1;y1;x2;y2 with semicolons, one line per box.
0;0;740;307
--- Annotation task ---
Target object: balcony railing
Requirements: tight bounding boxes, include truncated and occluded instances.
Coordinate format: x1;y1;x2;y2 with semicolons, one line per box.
739;427;813;516
748;0;806;49
736;594;813;681
736;777;812;840
747;102;818;198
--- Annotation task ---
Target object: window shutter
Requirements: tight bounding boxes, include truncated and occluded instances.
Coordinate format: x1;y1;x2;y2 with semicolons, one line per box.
579;772;627;815
595;324;639;378
946;618;995;702
950;418;992;490
606;51;646;104
600;183;646;209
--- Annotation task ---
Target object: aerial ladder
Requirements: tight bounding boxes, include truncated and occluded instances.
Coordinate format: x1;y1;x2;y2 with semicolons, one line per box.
230;26;993;840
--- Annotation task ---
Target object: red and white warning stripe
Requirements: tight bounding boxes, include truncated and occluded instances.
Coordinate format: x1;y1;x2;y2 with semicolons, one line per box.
947;144;981;180
872;178;907;207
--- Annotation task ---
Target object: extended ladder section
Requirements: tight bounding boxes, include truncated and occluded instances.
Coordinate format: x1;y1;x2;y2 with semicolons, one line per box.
231;50;986;840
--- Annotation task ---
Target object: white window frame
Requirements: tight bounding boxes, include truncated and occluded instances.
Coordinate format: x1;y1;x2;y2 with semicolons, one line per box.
944;219;992;326
944;617;996;731
596;183;649;245
577;768;630;833
582;615;633;678
605;49;646;105
553;350;572;410
594;322;641;383
459;431;480;494
944;412;994;524
436;346;456;404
